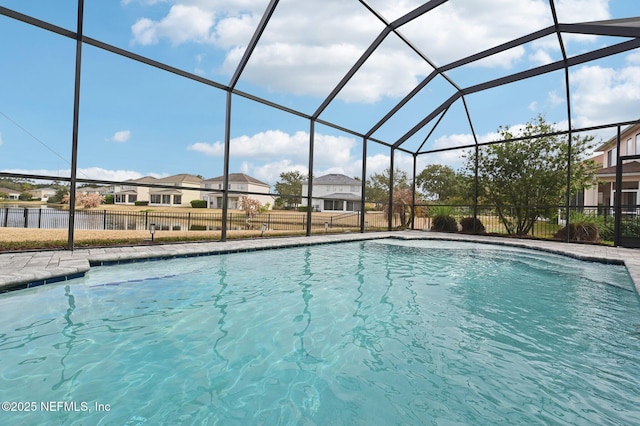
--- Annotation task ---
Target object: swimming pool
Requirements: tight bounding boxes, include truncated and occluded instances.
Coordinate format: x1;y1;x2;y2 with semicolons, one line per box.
1;239;639;424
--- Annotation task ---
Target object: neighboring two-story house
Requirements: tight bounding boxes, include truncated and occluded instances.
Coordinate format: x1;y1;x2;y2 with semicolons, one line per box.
301;173;362;212
149;174;203;207
28;187;57;201
113;176;158;205
201;173;274;209
584;122;640;212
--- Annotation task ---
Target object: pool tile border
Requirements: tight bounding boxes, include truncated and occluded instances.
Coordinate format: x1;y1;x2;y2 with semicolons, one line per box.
1;231;640;294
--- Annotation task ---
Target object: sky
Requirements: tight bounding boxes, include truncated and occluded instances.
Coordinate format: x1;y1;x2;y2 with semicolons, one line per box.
0;0;639;189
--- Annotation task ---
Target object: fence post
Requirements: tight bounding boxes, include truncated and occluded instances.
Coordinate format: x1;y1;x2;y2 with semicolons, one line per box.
145;211;149;229
3;208;8;227
103;210;107;230
268;213;271;230
188;212;191;231
23;208;29;228
38;208;42;229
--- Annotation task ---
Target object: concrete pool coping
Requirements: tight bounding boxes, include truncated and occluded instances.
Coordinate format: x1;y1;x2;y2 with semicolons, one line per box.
1;230;640;294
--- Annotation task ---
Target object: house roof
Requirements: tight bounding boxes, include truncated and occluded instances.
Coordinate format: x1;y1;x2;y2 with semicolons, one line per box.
305;174;360;185
320;192;362;201
203;173;269;186
0;187;20;194
126;176;158;184
597;160;640;175
595;122;640;152
156;173;202;184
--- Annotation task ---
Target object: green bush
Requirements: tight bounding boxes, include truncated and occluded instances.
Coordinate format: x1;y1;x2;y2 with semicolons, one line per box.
189;224;207;231
190;199;207;208
554;212;602;242
431;215;458;233
104;194;114;204
134;201;149;206
428;205;454;217
459;216;485;234
297;206;308;212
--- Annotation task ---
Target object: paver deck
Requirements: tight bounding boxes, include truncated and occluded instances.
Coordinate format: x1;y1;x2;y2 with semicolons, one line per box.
1;231;640;294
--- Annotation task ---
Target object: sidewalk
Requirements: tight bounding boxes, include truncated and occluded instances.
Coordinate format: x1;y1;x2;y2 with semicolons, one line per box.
2;231;639;294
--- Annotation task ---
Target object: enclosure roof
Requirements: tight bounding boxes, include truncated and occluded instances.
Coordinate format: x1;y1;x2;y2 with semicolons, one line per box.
220;0;640;153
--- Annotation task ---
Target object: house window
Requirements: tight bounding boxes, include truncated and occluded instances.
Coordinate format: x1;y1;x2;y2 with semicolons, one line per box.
636;134;640;156
607;147;617;167
115;194;125;203
346;201;361;211
128;194;137;203
173;195;182;205
162;195;171;204
324;200;342;210
627;139;633;155
150;194;161;204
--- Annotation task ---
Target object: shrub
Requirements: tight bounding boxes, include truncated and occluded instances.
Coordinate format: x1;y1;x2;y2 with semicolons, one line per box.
190;199;207;208
134;201;149;206
554;212;601;242
297;206;308;212
554;223;600;242
459;216;485;234
104;194;114;204
431;215;458;233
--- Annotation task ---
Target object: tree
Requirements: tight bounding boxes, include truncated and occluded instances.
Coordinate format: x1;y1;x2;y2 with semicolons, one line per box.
416;164;461;201
239;196;262;218
62;192;104;208
366;168;410;205
274;171;307;208
383;187;424;228
465;114;599;235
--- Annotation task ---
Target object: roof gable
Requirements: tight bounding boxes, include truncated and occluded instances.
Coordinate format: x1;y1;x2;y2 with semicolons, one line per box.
203;173;269;186
306;174;360;185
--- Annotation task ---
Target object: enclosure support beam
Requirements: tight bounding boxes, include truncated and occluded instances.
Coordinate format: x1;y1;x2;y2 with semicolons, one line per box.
67;0;84;251
388;149;395;231
360;137;368;233
221;92;233;242
614;127;623;246
306;121;316;237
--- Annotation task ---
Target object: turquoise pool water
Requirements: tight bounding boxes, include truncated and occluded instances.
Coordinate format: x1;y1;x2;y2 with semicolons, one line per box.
0;239;639;425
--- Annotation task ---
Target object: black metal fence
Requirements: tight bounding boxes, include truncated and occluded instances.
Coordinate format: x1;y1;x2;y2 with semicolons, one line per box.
417;204;640;243
0;207;391;232
3;205;639;244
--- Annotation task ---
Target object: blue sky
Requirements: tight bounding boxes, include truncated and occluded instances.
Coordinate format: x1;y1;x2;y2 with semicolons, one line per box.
0;0;639;188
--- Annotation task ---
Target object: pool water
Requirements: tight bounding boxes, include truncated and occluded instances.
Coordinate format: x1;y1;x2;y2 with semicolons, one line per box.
1;239;639;425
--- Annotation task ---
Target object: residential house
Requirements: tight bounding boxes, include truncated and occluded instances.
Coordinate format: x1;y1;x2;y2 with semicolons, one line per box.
301;173;362;212
201;173;274;209
113;176;158;205
584;122;640;212
28;187;57;201
149;174;202;207
0;187;21;200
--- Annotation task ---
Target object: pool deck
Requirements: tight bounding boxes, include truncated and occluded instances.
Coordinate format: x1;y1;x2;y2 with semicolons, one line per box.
2;230;640;293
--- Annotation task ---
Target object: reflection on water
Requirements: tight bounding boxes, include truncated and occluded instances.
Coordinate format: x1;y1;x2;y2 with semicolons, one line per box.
0;240;638;425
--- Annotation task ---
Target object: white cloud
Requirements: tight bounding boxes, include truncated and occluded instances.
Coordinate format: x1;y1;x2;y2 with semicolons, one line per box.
109;130;131;143
188;130;357;167
529;49;554;66
132;4;215;46
0;167;166;181
627;51;640;65
528;101;538;112
128;0;612;103
547;91;565;108
0;132;3;146
570;63;640;127
240;159;307;185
